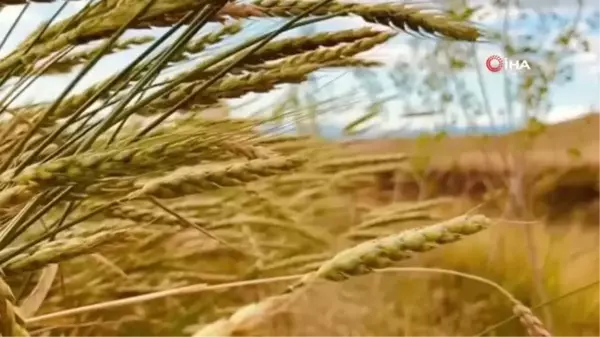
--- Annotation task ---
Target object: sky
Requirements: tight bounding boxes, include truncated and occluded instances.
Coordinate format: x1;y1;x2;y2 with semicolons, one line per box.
0;0;598;136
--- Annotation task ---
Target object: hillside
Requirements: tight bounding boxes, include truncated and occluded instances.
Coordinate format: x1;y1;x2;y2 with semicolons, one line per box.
341;114;599;222
342;113;599;173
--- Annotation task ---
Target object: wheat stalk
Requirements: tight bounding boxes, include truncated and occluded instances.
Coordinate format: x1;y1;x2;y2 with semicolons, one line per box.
0;277;29;336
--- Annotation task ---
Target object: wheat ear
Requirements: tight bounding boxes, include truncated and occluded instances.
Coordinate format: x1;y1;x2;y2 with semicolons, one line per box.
2;229;133;274
288;214;491;291
251;0;483;41
131;156;306;199
513;304;552;337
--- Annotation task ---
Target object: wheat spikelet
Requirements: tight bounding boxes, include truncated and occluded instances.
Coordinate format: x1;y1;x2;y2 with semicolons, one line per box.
288;214;491;290
513;303;552;337
126;0;228;28
144;64;324;113
0;186;34;212
251;0;483;41
139;117;260;143
190;27;386;78
275;31;395;68
178;21;242;58
13;0;118;50
0;221;139;265
42;36;155;74
319;58;383;68
156;1;484;42
57;221;138;240
2;229;133;274
125;22;243;81
131;156;306;199
4;132;253;188
315;153;408;172
15;143;61;166
244;57;383;73
103;204;210;228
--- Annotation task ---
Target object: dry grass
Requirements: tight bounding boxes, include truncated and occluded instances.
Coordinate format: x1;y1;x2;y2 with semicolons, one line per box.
0;1;596;336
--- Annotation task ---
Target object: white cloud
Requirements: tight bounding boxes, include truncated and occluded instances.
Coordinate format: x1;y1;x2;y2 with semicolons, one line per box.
543;105;599;123
359;42;416;66
569;51;598;66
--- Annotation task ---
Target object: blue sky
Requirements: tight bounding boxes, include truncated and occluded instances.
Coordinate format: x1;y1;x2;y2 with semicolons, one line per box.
0;0;598;136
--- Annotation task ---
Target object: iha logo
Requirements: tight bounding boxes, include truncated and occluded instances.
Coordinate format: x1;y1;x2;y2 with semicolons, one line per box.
485;55;530;72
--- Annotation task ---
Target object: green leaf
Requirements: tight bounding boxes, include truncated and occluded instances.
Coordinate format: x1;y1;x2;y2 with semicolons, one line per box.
343;102;381;136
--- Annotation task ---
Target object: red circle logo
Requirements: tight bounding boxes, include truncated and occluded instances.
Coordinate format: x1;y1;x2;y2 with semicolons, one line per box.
486;55;503;72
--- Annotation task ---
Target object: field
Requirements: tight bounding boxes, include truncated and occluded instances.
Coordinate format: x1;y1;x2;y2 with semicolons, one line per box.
0;1;598;336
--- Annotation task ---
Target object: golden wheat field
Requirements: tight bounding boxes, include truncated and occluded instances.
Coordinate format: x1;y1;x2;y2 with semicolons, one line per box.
0;0;597;336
